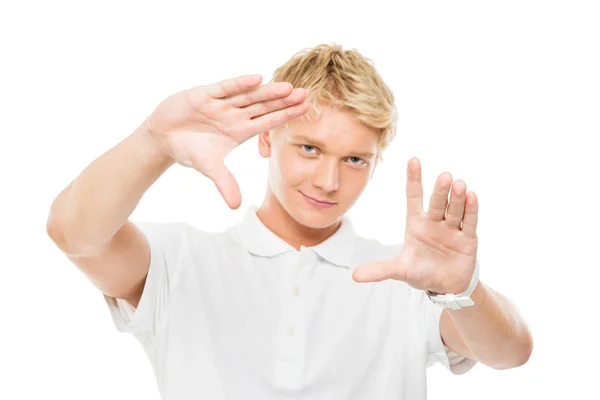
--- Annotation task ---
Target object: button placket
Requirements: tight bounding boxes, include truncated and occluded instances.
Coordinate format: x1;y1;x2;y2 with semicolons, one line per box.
277;252;302;362
275;249;311;376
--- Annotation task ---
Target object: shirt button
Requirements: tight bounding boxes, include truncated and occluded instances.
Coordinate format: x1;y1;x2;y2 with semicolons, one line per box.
292;286;301;298
286;326;296;336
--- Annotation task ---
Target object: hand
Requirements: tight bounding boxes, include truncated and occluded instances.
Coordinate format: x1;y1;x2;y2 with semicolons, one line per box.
145;74;311;209
352;157;479;295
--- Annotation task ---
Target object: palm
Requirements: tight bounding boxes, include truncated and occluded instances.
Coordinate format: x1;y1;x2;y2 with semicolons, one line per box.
399;213;478;293
353;157;480;295
145;74;311;209
162;127;236;170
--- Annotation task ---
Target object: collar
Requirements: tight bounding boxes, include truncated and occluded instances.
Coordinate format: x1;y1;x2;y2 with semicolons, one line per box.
237;205;357;268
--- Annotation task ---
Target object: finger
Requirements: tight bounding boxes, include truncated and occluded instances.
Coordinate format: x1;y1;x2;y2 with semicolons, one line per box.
406;157;424;217
445;180;467;229
201;164;242;210
203;74;263;99
352;260;404;283
427;172;452;221
242;88;307;119
227;82;294;108
461;191;479;237
241;101;311;140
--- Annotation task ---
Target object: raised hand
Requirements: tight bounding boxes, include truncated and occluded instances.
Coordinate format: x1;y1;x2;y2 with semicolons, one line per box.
352;157;479;295
145;74;310;209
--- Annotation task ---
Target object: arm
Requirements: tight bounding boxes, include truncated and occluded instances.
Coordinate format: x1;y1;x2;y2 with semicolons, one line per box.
351;158;533;370
47;75;310;308
46;122;174;307
440;281;534;369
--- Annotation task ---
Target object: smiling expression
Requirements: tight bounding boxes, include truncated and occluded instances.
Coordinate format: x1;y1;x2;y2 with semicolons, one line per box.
258;105;381;229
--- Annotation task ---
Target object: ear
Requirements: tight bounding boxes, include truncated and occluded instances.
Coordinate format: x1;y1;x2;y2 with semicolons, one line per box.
258;131;272;158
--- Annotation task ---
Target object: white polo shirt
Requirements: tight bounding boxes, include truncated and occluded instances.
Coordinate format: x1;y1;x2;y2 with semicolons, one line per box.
104;205;476;399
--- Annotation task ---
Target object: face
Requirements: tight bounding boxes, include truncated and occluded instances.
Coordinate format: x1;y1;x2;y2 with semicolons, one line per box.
258;105;380;229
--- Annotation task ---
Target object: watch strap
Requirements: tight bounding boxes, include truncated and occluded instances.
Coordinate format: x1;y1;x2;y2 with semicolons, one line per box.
426;260;480;310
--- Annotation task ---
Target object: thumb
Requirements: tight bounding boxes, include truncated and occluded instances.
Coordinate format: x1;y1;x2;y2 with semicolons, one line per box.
352;260;404;283
203;164;242;210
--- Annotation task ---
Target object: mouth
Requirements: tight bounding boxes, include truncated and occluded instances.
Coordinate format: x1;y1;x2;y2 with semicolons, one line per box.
300;191;337;207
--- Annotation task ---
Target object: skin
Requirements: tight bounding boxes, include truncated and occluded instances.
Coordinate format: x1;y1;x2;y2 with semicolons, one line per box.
255;105;380;250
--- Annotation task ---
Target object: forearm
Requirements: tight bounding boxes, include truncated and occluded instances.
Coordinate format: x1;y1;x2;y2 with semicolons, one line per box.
47;120;174;255
448;281;533;369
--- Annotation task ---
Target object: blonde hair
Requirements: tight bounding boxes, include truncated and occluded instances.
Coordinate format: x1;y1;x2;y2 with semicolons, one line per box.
270;43;398;159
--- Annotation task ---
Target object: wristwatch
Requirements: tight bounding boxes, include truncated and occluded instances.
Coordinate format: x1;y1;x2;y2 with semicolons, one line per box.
426;260;480;310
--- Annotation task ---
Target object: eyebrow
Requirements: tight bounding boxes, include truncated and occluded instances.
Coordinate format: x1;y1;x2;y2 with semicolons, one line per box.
290;135;376;158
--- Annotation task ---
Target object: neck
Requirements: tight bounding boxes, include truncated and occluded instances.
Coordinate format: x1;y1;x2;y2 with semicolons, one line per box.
256;190;340;250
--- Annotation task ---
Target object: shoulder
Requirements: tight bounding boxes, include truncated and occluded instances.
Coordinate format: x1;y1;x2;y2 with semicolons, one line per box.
134;220;234;257
135;220;210;242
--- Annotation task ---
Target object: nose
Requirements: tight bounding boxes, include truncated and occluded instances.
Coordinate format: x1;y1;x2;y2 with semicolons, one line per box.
312;158;339;193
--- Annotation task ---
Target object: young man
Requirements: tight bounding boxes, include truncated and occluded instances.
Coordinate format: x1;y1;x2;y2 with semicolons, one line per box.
47;44;533;399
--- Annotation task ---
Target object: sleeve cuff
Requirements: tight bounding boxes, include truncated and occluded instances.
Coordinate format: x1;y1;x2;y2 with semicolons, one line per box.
427;303;478;375
103;222;167;335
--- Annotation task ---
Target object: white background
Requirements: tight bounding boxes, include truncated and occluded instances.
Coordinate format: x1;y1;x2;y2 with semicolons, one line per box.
1;0;598;398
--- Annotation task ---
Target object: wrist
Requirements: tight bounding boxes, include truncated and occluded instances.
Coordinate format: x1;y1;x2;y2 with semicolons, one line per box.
136;119;175;167
426;261;481;310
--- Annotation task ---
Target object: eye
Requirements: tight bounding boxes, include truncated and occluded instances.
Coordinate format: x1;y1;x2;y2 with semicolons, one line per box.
301;145;317;153
347;156;366;165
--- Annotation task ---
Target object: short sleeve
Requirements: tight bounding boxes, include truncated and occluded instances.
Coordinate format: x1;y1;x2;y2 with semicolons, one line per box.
423;292;478;375
103;221;188;339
